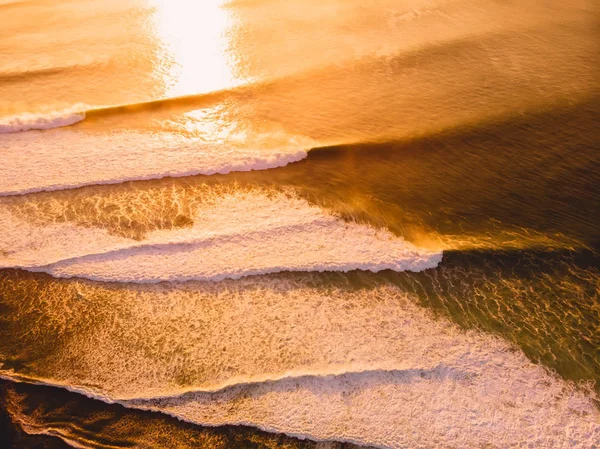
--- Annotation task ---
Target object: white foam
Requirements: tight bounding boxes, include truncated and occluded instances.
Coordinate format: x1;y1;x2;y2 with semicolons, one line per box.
0;130;309;196
0;189;441;281
0;207;134;267
0;109;86;133
128;366;599;449
0;280;597;448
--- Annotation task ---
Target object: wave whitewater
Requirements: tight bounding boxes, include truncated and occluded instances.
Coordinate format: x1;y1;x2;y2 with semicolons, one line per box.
0;108;86;133
0;87;241;135
0;128;311;196
0;189;441;282
0;279;597;448
1;380;372;449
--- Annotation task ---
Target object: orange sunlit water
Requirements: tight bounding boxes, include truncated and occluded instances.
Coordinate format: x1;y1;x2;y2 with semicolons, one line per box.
1;0;600;447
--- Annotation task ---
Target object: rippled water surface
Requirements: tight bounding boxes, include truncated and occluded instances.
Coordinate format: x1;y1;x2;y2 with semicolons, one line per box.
1;0;599;448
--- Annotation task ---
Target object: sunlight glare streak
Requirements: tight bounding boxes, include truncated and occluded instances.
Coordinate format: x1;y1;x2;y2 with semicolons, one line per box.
150;0;240;96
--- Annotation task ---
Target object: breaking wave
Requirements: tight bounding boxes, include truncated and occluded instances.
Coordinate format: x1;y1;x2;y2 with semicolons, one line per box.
0;188;440;281
0;87;240;135
0;279;597;448
1;380;370;449
0;129;311;196
0;108;86;133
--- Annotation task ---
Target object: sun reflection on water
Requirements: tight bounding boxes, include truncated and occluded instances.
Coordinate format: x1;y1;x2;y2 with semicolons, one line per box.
149;0;242;97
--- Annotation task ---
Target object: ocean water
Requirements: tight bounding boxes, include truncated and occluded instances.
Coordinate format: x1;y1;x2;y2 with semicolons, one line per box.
1;0;599;448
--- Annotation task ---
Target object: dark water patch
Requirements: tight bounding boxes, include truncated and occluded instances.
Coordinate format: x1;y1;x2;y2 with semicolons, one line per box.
384;245;600;391
0;379;367;449
0;384;71;449
258;96;600;248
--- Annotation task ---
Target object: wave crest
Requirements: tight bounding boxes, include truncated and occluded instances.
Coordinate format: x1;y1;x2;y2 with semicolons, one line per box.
0;109;86;133
0;278;597;448
0;129;310;196
0;188;441;282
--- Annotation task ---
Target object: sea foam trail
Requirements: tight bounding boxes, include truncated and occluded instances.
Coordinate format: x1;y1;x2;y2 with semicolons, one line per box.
0;189;441;281
0;109;86;133
2;382;372;449
0;278;597;448
126;366;599;449
0;130;310;196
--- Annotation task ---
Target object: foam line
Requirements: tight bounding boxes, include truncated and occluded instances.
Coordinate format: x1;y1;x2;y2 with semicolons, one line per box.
0;281;597;448
0;88;235;135
0;130;310;196
0;109;85;133
0;189;441;281
126;367;599;449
